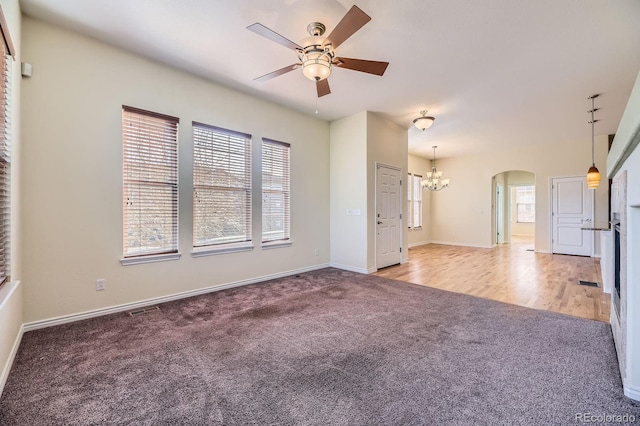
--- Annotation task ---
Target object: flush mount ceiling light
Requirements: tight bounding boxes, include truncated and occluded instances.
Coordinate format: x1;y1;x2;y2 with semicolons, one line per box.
586;94;600;189
422;145;450;191
413;110;435;131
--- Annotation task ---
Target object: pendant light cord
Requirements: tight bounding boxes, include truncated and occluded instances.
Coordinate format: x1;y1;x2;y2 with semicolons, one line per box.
591;96;595;166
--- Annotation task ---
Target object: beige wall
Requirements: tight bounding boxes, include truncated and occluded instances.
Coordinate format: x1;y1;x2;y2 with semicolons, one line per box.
408;154;431;247
0;0;22;394
329;112;368;272
20;17;330;323
431;134;609;252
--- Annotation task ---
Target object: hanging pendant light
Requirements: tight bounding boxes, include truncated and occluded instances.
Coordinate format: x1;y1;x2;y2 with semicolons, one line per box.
586;94;600;189
421;146;449;191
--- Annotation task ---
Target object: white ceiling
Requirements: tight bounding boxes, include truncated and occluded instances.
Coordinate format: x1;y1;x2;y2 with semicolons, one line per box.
19;0;640;159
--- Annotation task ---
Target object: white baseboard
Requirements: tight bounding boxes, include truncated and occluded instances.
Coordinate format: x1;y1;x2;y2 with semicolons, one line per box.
0;324;23;397
329;263;370;275
624;382;640;401
408;241;430;248
24;263;330;332
429;240;493;249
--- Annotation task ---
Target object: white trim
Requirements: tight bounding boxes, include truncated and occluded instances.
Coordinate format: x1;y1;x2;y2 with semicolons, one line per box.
0;280;19;311
429;240;493;249
0;324;23;397
24;264;330;331
623;382;640;401
261;241;293;250
330;263;369;275
191;243;254;258
120;252;181;266
408;241;430;248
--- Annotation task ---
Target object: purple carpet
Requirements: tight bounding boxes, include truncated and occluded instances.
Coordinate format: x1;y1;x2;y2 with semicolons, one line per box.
1;268;638;425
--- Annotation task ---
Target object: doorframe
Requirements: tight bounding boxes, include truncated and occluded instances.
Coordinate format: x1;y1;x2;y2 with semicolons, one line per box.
549;175;595;256
374;162;404;270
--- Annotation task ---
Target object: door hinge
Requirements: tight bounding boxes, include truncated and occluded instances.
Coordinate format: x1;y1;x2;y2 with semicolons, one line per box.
400;247;402;253
400;213;402;219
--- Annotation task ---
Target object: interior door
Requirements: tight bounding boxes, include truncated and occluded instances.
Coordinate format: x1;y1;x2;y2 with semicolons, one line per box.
552;176;593;256
376;165;401;269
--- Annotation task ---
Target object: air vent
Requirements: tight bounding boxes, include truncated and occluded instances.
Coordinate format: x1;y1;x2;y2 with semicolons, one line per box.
128;306;160;316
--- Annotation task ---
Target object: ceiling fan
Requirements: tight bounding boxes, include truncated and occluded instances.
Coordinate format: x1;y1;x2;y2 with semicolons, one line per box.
247;5;389;97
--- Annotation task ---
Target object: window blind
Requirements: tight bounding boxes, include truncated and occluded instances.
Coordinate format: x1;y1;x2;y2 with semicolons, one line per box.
516;185;535;223
412;174;422;228
0;38;10;284
262;138;290;243
122;106;179;258
193;122;252;248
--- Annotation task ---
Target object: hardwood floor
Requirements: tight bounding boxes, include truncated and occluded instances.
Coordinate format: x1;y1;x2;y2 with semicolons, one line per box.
376;236;611;322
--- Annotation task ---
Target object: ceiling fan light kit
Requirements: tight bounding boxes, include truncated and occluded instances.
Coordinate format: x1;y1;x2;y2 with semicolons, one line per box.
247;5;389;97
413;110;435;131
586;94;600;189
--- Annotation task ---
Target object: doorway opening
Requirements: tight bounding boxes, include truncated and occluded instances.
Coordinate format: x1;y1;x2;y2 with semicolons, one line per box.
492;170;536;251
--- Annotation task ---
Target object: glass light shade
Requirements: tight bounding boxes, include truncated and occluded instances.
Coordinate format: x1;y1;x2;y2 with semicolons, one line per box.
301;50;332;81
436;171;443;178
413;116;435;131
442;179;450;186
587;165;600;189
426;172;433;178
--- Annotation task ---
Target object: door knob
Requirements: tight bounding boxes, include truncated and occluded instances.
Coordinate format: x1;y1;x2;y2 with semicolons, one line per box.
377;221;383;224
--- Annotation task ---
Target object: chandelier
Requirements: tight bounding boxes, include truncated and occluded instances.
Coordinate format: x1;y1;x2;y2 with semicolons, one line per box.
422;145;450;191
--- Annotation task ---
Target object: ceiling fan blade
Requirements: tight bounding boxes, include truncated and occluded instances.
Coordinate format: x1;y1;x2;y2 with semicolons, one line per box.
247;23;302;51
316;79;331;97
323;5;371;49
255;64;300;82
334;57;389;76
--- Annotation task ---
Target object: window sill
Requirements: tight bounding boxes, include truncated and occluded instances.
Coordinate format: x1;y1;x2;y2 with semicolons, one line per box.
191;243;254;258
261;241;292;250
120;252;181;266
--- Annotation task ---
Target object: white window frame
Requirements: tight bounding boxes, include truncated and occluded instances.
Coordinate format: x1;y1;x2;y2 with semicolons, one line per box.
261;138;291;248
516;185;535;223
407;173;423;229
191;122;253;257
0;9;13;284
121;106;180;265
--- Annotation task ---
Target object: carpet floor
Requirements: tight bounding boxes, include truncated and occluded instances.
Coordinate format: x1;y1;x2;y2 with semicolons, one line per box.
1;268;638;425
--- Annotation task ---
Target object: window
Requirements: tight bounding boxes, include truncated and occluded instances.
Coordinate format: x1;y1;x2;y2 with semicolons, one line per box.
516;185;535;223
262;138;290;245
412;174;423;228
407;173;412;228
407;174;422;229
193;122;252;250
122;106;179;260
0;8;13;284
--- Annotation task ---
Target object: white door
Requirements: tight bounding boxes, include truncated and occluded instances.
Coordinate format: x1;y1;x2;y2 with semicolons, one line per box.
552;176;593;256
376;165;401;269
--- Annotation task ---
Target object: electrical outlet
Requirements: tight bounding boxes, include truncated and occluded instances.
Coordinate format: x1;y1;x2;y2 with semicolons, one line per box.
314;249;319;256
96;279;105;291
